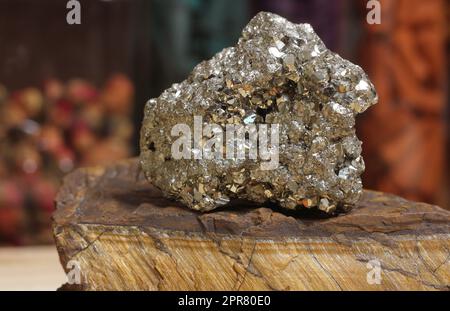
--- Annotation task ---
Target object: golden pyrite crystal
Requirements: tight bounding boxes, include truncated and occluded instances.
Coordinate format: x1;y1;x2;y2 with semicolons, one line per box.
140;12;377;213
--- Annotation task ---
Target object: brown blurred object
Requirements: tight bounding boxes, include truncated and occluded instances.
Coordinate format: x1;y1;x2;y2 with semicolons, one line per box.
101;74;135;115
358;0;448;208
0;75;135;245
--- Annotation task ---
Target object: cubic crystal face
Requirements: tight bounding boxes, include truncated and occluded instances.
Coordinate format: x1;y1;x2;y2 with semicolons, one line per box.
140;12;377;213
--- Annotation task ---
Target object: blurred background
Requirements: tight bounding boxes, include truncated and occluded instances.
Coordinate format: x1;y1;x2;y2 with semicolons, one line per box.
0;0;448;247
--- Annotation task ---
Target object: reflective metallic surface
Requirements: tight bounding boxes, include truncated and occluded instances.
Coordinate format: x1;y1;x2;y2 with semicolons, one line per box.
140;12;377;213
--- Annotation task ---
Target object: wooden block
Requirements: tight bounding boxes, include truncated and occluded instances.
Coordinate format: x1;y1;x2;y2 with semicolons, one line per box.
53;159;450;290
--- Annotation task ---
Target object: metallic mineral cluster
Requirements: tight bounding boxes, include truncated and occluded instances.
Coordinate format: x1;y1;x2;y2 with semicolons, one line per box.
140;12;377;213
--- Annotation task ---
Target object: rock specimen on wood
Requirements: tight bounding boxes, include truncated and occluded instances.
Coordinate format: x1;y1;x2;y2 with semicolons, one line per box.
53;159;450;291
140;12;378;213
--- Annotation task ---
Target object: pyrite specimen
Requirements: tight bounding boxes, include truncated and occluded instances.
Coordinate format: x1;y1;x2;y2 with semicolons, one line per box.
140;12;377;213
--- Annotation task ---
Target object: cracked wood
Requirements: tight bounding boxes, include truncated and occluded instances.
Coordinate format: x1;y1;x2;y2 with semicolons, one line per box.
53;158;450;290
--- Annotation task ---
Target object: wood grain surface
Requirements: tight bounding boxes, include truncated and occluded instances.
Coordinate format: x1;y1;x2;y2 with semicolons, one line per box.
53;159;450;290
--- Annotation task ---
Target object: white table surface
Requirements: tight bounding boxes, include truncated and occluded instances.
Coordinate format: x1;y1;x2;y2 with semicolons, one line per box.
0;246;66;291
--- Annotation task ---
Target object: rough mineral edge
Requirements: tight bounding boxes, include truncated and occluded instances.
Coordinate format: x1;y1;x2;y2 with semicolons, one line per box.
140;12;378;213
53;159;450;291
